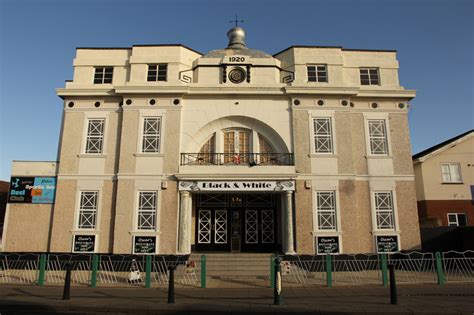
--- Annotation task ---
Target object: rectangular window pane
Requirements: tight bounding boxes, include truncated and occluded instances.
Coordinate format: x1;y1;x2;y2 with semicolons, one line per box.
78;191;98;229
142;117;161;153
375;192;394;229
147;64;167;81
307;65;327;82
360;68;379;85
441;163;462;182
93;67;113;84
138;192;157;230
368;120;388;155
458;214;467;226
314;118;333;153
317;191;337;230
85;119;105;154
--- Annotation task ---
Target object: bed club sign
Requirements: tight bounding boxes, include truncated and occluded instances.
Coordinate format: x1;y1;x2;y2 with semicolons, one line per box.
179;180;295;192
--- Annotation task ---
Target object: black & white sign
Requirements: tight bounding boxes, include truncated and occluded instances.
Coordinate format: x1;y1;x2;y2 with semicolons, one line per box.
316;236;340;255
73;235;96;253
133;236;156;254
375;235;399;253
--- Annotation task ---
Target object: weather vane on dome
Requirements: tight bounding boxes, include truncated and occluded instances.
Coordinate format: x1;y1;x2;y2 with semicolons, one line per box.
229;14;244;28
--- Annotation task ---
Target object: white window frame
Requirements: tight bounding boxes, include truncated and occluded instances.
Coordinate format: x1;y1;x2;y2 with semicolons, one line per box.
93;66;113;84
136;191;158;231
360;67;380;85
309;111;337;156
363;113;392;157
307;64;328;83
447;213;467;227
368;119;389;155
147;64;168;82
136;109;166;156
441;163;463;183
315;191;338;231
76;191;99;230
84;119;105;154
373;191;396;230
313;117;334;154
141;117;162;153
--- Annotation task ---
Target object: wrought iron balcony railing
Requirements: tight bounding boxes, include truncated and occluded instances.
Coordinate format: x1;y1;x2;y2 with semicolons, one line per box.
180;153;294;166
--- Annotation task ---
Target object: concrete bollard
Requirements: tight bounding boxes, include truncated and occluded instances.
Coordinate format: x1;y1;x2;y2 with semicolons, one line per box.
168;265;176;304
62;262;72;300
388;264;398;305
274;257;283;305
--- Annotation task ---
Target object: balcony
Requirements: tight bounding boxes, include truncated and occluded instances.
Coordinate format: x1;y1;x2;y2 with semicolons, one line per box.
180;153;294;166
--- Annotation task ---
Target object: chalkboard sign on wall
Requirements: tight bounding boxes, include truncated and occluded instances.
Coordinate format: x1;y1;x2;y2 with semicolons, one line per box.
316;236;340;255
375;235;399;253
73;235;96;253
133;236;156;254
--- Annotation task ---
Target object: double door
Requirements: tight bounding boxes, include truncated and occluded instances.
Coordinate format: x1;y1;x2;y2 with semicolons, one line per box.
195;194;278;252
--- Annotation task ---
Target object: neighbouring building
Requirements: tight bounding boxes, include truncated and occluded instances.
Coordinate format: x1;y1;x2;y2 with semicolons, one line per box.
413;130;474;228
2;27;421;255
0;180;9;249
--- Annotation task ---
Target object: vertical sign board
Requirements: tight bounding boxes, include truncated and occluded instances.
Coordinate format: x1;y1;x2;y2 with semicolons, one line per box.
375;235;399;253
73;235;96;253
133;236;156;254
8;177;56;204
316;236;340;255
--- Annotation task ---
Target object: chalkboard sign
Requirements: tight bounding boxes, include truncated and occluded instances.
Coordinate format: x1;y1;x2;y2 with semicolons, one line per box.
73;235;96;253
316;236;340;255
376;235;399;253
133;236;156;254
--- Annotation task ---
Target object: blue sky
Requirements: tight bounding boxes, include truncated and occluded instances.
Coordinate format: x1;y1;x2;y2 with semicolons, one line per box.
0;0;473;181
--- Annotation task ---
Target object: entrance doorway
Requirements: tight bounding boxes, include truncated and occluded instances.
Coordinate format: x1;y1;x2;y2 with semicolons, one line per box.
194;193;279;252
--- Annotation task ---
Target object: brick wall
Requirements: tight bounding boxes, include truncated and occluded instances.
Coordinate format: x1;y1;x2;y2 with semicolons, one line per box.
417;200;474;227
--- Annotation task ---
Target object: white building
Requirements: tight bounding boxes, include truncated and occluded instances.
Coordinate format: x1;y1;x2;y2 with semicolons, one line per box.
3;27;421;255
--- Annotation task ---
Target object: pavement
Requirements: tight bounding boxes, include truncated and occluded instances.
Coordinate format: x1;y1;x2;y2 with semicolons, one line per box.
0;283;473;314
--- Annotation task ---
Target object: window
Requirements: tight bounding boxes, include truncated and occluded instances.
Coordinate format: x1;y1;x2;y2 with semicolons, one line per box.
85;119;105;154
137;192;157;230
197;134;216;164
316;191;337;230
77;191;98;229
223;130;250;164
93;67;113;84
374;192;395;230
147;64;167;82
142;117;161;153
307;65;327;82
313;118;333;153
441;163;462;183
368;119;388;155
447;213;467;227
360;68;379;85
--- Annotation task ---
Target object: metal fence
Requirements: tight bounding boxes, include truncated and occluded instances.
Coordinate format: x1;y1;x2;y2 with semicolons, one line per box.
0;251;472;288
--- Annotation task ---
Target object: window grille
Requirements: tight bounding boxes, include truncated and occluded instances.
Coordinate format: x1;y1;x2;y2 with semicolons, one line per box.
142;117;161;153
78;191;98;229
317;191;337;230
314;118;333;153
368;120;388;155
137;192;157;230
374;192;395;230
85;119;105;154
93;67;113;84
147;64;167;81
307;65;328;82
441;163;462;183
360;68;379;85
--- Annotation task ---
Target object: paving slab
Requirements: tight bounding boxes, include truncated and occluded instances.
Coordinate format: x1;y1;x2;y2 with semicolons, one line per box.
0;283;473;314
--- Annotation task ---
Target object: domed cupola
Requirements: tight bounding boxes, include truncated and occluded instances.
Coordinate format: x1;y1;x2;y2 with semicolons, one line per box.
226;27;246;50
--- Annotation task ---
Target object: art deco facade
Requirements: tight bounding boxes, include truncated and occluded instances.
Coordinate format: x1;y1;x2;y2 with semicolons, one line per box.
3;27;421;254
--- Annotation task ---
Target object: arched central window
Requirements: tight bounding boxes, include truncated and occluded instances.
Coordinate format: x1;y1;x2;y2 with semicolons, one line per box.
194;128;280;165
